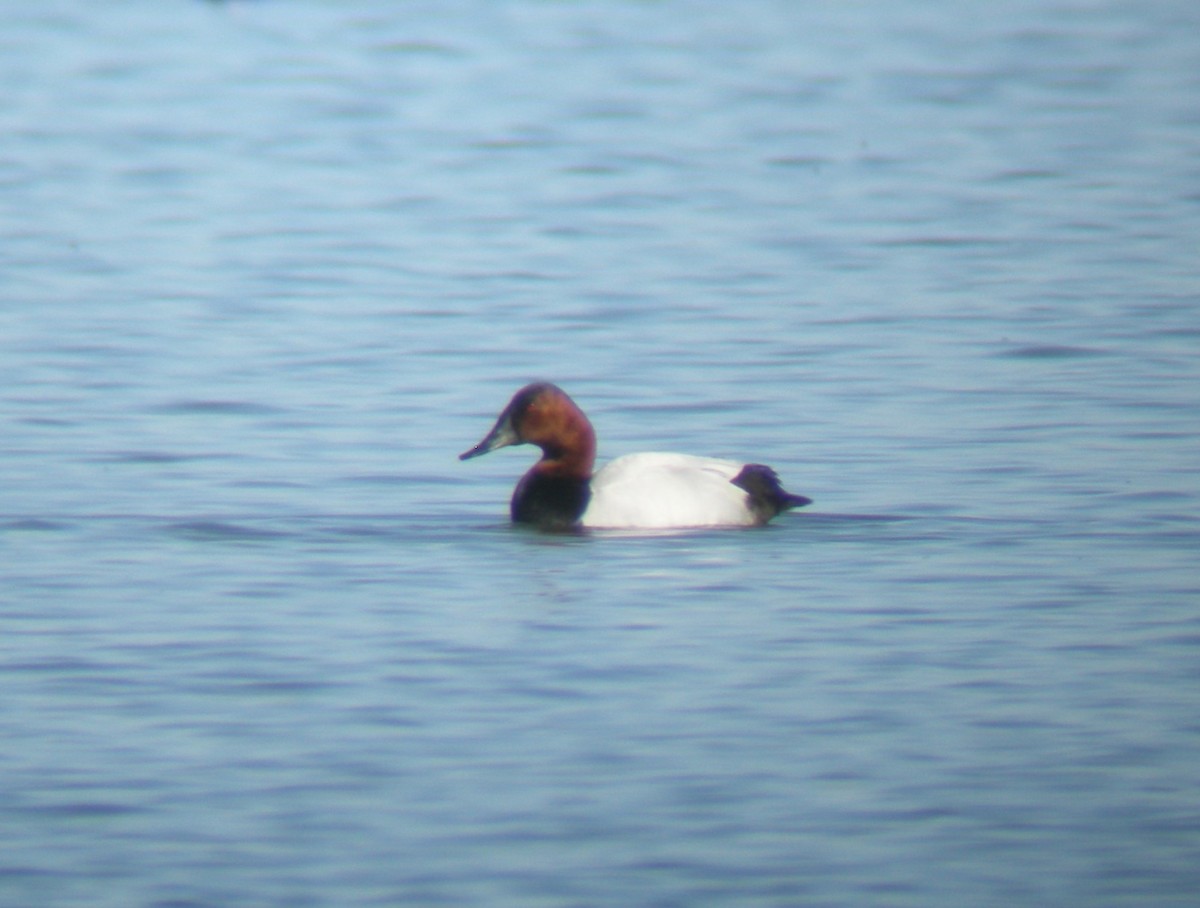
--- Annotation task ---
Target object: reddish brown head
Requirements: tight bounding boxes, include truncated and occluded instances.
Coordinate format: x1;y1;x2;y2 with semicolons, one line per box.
459;382;597;478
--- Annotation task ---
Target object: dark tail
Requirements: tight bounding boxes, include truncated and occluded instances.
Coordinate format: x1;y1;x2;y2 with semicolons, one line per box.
731;464;812;524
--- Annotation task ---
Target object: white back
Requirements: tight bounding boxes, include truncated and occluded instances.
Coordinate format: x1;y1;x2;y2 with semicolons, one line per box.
580;453;758;529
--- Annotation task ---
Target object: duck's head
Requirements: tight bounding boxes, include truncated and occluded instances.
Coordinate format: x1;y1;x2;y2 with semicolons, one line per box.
460;382;596;473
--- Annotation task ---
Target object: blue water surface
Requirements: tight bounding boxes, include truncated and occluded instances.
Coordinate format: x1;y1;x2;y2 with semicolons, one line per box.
2;1;1199;906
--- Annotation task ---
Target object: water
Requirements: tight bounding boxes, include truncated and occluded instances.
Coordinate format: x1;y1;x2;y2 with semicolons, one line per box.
3;0;1199;905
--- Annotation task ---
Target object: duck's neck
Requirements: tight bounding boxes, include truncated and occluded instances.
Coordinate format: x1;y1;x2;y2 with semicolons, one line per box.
535;421;596;479
528;394;596;479
513;416;595;528
510;389;596;529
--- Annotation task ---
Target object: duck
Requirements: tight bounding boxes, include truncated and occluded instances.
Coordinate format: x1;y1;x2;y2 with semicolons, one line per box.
459;382;811;530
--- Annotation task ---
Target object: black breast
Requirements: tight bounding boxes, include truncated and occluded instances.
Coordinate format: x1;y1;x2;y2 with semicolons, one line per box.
511;472;592;530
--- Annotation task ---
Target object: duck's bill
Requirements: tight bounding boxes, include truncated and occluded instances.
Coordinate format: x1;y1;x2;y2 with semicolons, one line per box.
459;418;519;460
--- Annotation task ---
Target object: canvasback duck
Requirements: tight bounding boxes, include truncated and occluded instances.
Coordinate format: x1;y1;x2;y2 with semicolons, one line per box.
459;382;812;530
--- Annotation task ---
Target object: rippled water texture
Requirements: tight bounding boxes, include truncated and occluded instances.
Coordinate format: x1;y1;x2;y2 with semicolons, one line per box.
2;1;1199;906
